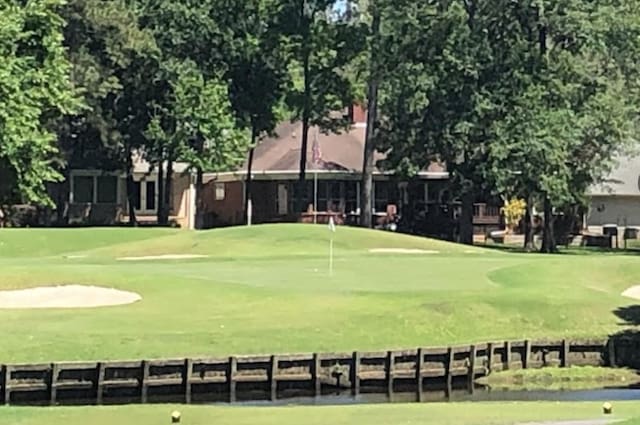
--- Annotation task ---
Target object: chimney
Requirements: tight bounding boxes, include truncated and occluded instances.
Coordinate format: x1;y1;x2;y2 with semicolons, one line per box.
350;104;367;126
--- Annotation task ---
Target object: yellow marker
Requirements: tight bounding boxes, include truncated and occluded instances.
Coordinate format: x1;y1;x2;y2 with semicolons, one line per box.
171;410;181;423
603;402;613;415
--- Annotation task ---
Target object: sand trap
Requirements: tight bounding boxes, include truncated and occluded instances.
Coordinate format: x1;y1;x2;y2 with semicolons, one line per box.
0;285;141;309
369;248;439;255
622;286;640;300
117;254;208;261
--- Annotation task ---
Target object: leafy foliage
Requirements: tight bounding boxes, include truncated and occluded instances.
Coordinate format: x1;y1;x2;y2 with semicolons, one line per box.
0;0;79;205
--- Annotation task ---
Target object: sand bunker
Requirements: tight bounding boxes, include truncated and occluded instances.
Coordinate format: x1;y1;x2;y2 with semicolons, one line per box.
117;254;208;261
622;286;640;300
0;285;141;309
369;248;439;255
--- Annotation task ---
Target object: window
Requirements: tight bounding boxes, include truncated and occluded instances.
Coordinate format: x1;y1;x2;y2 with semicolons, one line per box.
97;176;117;203
73;176;94;203
215;183;226;201
145;181;156;211
345;181;358;214
375;182;398;213
132;182;141;210
290;181;313;213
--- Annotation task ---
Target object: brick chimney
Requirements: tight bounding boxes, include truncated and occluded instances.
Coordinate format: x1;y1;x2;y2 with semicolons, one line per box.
350;104;367;125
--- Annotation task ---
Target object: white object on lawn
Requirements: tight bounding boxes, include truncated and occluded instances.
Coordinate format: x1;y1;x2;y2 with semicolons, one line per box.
328;216;336;276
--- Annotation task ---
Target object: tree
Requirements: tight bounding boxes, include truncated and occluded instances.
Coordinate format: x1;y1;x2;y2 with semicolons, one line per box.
376;1;495;244
0;0;79;207
488;0;640;253
58;0;158;225
278;0;365;213
147;61;251;229
224;0;291;224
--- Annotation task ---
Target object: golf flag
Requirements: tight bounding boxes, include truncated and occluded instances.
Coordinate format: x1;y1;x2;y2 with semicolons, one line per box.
328;216;336;232
311;129;322;165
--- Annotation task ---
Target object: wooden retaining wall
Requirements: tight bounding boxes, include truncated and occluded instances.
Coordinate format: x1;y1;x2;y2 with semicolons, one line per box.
0;338;610;406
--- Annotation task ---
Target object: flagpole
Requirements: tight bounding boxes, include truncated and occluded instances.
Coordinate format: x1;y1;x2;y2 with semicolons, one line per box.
328;216;336;276
314;171;318;224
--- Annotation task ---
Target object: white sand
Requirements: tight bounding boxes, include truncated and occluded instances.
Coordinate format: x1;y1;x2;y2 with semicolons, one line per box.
117;254;208;261
622;285;640;300
0;285;141;309
369;248;439;254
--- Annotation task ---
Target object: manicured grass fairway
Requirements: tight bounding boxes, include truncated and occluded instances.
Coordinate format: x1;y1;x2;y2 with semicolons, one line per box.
2;402;640;425
0;224;639;363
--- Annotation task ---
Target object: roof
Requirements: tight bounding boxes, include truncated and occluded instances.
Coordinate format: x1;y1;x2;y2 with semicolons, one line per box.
589;155;640;196
237;121;446;177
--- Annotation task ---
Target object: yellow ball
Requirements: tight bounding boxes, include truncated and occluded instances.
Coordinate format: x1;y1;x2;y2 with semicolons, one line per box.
603;402;613;415
171;410;181;423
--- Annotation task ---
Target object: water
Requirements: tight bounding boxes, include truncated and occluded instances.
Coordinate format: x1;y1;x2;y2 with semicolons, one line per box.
224;386;640;407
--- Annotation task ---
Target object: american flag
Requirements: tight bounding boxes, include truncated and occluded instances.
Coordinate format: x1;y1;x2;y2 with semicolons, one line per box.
311;129;322;165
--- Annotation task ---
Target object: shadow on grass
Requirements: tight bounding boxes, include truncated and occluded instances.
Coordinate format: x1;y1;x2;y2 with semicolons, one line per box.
477;242;640;256
610;307;640;369
614;306;640;326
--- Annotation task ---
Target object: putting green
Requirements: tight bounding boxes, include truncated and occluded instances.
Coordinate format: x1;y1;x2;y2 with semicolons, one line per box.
0;224;638;363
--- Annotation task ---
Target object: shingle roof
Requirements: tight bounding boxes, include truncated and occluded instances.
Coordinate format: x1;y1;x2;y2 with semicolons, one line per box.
589;155;640;196
242;121;446;175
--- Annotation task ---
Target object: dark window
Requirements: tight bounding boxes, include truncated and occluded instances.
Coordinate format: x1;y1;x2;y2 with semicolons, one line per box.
146;181;156;210
132;182;141;210
97;176;117;204
73;176;94;203
345;181;358;213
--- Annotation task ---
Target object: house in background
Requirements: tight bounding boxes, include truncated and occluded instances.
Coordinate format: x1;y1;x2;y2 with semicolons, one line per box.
202;106;502;238
586;155;640;232
64;155;197;229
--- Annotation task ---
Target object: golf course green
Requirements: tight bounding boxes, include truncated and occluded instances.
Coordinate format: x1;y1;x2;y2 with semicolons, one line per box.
0;224;639;364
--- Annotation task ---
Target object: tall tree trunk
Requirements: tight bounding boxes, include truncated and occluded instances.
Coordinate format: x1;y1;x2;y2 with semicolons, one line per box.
164;156;173;226
524;194;535;251
125;149;138;227
459;190;474;245
244;125;257;224
541;196;557;253
360;2;380;229
296;43;311;215
195;168;204;230
57;168;70;226
157;156;165;225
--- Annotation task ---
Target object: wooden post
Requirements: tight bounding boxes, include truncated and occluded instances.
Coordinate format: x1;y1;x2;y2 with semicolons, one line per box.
608;339;617;368
96;362;105;405
487;343;494;373
312;353;321;397
269;355;278;401
351;352;360;396
140;361;149;403
445;347;454;398
468;345;476;393
0;365;9;404
504;341;512;370
386;351;394;397
50;363;59;405
184;359;193;404
2;365;9;405
523;340;531;369
561;339;569;368
416;348;424;402
228;357;237;403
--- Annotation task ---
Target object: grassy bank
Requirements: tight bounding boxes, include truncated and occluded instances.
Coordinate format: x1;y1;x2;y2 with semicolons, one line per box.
477;366;640;391
1;401;637;425
0;225;639;363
